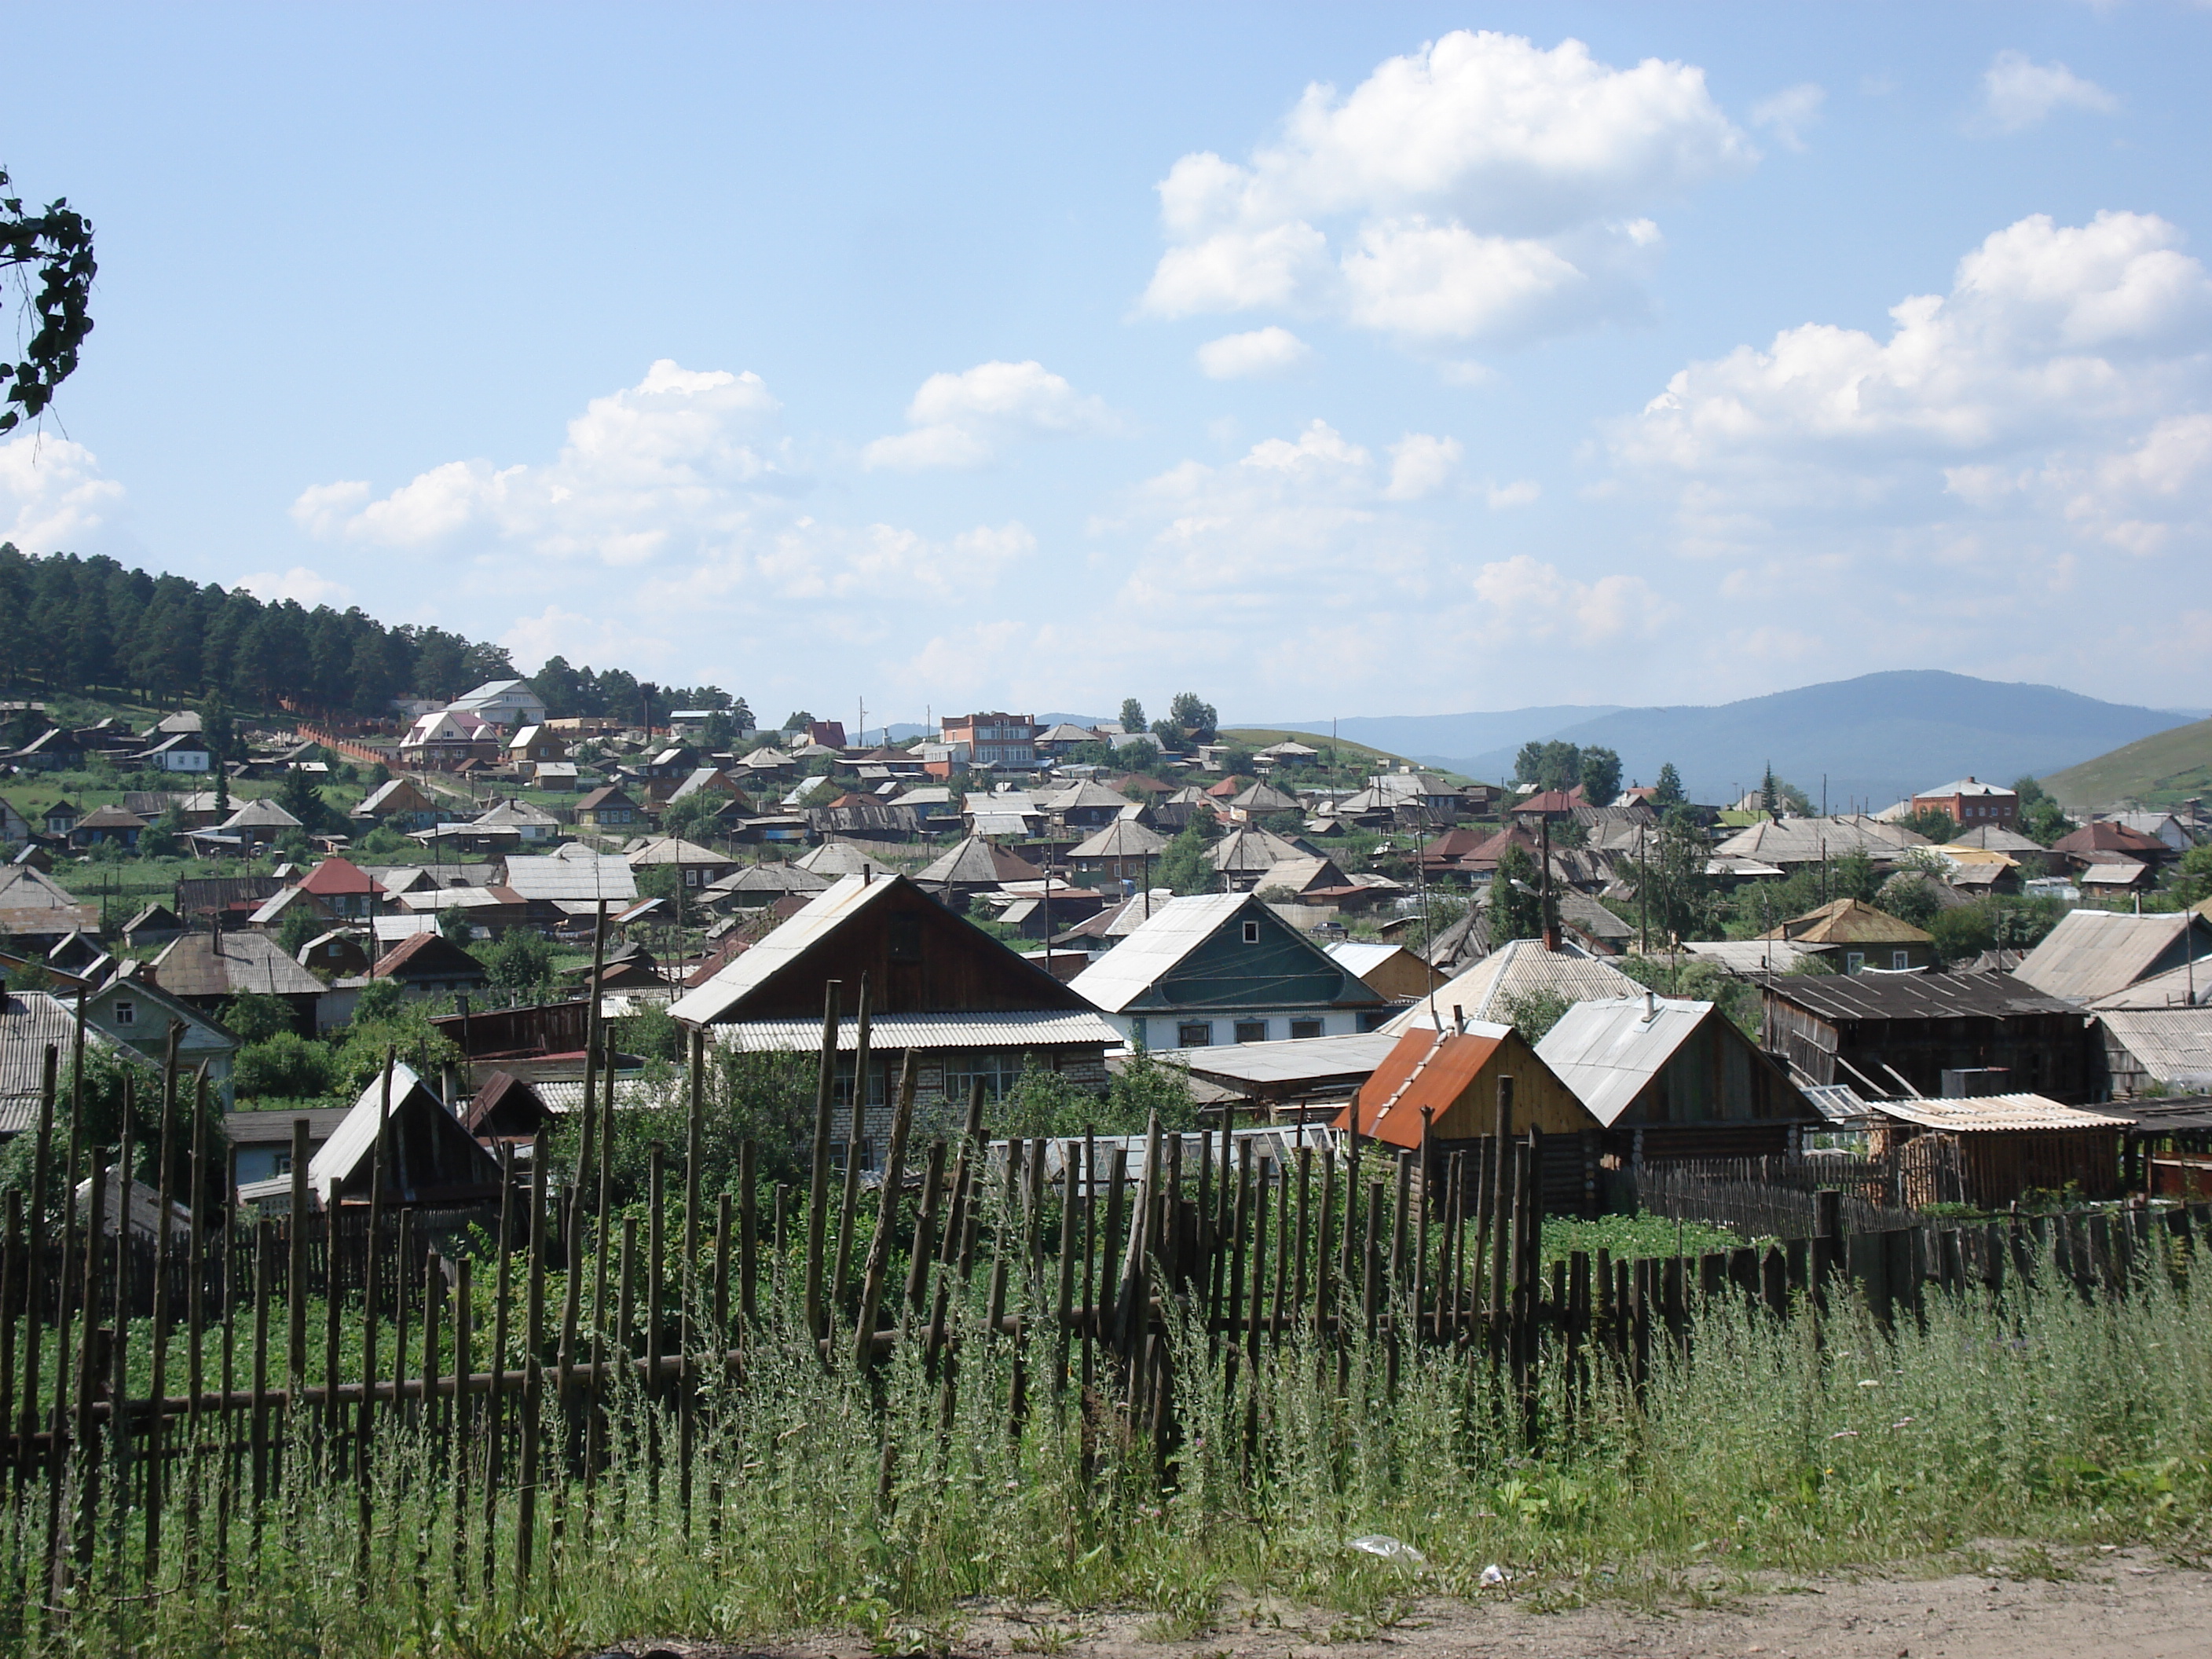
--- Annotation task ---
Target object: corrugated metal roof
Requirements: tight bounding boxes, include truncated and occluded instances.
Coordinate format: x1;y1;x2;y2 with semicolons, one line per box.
1677;939;1829;976
1342;1025;1514;1148
503;849;639;904
1755;969;2080;1022
712;1009;1121;1053
1534;995;1716;1127
2016;910;2212;1005
1065;892;1252;1014
1166;1030;1402;1092
1872;1093;2129;1133
1382;939;1638;1035
1071;819;1166;858
2092;955;2212;1010
308;1062;431;1200
1711;815;1927;865
1324;940;1403;980
2097;1010;2212;1086
669;873;892;1024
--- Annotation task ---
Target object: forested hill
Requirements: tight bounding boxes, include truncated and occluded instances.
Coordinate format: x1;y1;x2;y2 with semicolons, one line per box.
0;545;515;714
0;547;731;722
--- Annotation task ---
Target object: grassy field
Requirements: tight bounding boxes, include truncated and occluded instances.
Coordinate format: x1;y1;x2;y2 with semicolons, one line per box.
2041;714;2212;810
11;1247;2211;1659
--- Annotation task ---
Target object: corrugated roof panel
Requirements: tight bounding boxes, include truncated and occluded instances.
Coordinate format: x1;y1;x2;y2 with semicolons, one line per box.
711;1009;1122;1052
1872;1093;2129;1133
1534;995;1712;1127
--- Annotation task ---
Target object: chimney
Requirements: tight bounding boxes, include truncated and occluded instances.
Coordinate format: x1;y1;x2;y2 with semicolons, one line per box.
1452;1002;1465;1034
1644;989;1657;1021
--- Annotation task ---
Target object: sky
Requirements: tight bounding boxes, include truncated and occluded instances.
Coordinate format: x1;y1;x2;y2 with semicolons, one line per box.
3;3;2210;731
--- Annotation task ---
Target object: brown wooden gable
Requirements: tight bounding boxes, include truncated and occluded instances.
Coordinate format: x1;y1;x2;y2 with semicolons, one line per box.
719;874;1097;1020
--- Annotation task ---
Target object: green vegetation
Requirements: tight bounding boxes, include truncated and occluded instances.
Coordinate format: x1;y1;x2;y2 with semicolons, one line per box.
17;1230;2212;1658
2039;715;2212;811
1540;1210;1748;1265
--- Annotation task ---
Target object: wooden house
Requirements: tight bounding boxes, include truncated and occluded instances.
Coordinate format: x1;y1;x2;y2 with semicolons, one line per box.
575;786;644;832
1759;898;1936;973
1068;892;1385;1049
462;1071;556;1147
1332;1020;1604;1213
151;928;326;1033
1536;994;1822;1163
1324;939;1445;1002
671;872;1119;1152
1756;969;2095;1103
372;931;490;998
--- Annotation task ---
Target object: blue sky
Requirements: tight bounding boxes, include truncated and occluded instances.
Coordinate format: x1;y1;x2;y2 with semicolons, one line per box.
4;4;2208;729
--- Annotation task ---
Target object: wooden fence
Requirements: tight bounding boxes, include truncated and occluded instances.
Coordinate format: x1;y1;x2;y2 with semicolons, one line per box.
3;1004;2208;1628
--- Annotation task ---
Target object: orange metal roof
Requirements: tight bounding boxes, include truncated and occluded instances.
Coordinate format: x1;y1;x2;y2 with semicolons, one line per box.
1332;1026;1506;1150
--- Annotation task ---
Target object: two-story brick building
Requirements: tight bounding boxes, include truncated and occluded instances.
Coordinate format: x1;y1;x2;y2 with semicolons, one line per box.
941;712;1038;769
1910;777;2019;830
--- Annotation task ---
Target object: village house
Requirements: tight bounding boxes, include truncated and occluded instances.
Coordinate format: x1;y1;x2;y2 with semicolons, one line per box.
0;862;100;940
1335;1020;1605;1212
1324;939;1445;1003
306;1062;503;1211
1535;994;1822;1162
1756;969;2094;1103
501;844;639;928
574;785;644;833
70;804;146;850
1068;892;1386;1049
1068;819;1167;885
628;835;741;890
470;797;563;844
218;797;304;854
671;872;1119;1152
1910;777;2019;830
447;679;548;731
1383;939;1639;1035
295;855;386;919
2014;910;2212;1007
351;776;444;833
398;708;500;768
1758;897;1937;973
151;927;327;1033
941;712;1037;769
371;932;491;999
504;724;567;769
298;928;372;978
80;964;243;1108
133;731;213;773
224;1105;352;1187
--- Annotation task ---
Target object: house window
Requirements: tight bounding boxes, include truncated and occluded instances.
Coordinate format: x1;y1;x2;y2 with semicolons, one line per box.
1177;1021;1213;1048
684;869;700;888
1845;952;1865;974
273;1152;292;1177
1892;950;1910;970
941;1049;1029;1101
1290;1018;1323;1040
112;1001;134;1027
888;913;922;963
1241;920;1261;944
1233;1020;1267;1044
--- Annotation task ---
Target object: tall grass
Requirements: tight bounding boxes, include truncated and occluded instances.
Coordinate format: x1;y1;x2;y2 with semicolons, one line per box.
8;1232;2212;1657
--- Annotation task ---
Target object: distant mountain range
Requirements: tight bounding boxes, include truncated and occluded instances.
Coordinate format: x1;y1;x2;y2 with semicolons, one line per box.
1269;672;2200;808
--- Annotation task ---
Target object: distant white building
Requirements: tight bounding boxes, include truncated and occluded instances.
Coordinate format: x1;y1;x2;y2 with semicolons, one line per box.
447;679;547;730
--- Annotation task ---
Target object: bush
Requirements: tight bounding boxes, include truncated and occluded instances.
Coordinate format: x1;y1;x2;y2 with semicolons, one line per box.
480;928;557;995
233;1032;339;1101
220;991;300;1042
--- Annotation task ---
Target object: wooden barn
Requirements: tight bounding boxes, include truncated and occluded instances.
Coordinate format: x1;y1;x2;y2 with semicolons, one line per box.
307;1062;502;1210
1866;1093;2130;1208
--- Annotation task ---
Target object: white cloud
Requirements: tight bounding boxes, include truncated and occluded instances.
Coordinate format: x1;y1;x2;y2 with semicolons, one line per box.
1608;210;2212;685
0;434;126;551
1470;554;1673;643
1383;433;1462;500
1978;50;2119;134
1484;478;1541;509
1750;83;1826;151
1196;326;1311;379
298;358;786;562
1141;29;1749;347
233;566;355;607
862;360;1115;471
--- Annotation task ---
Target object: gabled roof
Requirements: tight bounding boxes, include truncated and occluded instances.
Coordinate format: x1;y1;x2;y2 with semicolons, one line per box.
672;872;1099;1026
794;840;899;878
354;777;434;816
1208;825;1309;874
707;861;833;895
372;931;488;982
502;845;639;905
298;855;384;897
1710;815;1928;864
221;798;303;831
307;1061;499;1203
1534;996;1721;1126
2016;910;2212;1005
627;836;729;866
1917;778;2017;799
1382;938;1638;1035
917;836;1046;887
577;786;641;812
1071;819;1167;859
1754;969;2078;1023
1066;892;1381;1016
152;929;326;1000
1760;898;1932;947
1337;1022;1522;1148
1042;779;1130;813
1230;782;1301;815
75;804;148;830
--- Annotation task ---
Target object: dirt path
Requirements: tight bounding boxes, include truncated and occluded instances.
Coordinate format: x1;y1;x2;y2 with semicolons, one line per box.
665;1544;2212;1659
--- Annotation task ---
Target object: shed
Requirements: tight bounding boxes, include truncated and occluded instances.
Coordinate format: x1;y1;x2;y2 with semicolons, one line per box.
1324;939;1445;1002
1866;1093;2130;1207
307;1062;502;1207
462;1070;557;1144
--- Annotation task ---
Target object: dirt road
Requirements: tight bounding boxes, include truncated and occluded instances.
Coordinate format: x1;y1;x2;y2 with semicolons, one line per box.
667;1544;2212;1659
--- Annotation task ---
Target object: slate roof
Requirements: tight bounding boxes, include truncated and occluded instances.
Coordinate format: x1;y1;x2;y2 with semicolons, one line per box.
1208;825;1309;875
503;846;639;905
221;798;303;831
1065;892;1379;1016
2016;910;2212;1005
2098;1011;2212;1089
1710;815;1928;865
1760;898;1933;947
1071;819;1167;859
152;929;325;1000
1871;1093;2128;1133
372;932;489;982
793;841;899;878
1753;969;2078;1022
1382;939;1638;1035
917;836;1046;887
